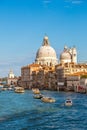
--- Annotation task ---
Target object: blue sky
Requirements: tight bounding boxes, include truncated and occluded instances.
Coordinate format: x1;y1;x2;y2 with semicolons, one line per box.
0;0;87;77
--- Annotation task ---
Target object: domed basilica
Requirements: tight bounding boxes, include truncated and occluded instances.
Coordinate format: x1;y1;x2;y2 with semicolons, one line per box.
35;36;58;66
35;36;77;65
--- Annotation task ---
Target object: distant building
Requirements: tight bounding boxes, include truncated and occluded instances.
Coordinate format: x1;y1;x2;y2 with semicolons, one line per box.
55;62;87;90
7;70;18;86
8;70;15;78
21;63;57;90
80;78;87;88
77;78;87;93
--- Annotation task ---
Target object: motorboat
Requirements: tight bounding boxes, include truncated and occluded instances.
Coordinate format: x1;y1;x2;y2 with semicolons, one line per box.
33;94;43;99
65;98;72;106
1;87;7;91
8;87;13;90
41;96;56;103
14;87;25;93
32;88;40;94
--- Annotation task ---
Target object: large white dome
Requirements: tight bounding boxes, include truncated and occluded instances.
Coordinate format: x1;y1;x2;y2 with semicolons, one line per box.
36;46;57;58
35;36;58;66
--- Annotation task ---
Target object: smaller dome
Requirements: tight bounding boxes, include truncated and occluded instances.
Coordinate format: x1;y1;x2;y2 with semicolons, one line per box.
60;45;71;60
60;51;71;60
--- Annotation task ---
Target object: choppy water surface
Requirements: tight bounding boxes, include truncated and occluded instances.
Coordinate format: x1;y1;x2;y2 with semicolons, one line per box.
0;90;87;130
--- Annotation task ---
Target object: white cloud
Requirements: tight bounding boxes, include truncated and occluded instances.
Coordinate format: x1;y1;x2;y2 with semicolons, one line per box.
72;0;83;4
64;0;84;5
42;0;52;7
64;0;84;8
43;0;51;4
65;0;71;2
64;5;72;8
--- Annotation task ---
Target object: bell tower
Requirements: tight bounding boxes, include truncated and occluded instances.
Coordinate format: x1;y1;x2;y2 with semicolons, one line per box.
8;69;15;78
71;47;77;63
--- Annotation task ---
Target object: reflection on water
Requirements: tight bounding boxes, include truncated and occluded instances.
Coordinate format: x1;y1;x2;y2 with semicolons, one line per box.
0;90;87;130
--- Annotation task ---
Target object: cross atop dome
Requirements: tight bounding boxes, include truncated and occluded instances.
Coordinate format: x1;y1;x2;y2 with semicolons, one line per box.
64;45;68;51
42;35;50;46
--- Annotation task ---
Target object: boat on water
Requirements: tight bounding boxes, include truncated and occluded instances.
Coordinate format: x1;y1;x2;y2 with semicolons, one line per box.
14;87;25;93
1;87;7;91
41;96;56;103
8;87;13;90
33;94;43;99
65;98;72;106
32;88;40;94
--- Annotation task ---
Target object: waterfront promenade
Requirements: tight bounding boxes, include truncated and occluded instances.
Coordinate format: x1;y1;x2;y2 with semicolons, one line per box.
0;90;87;130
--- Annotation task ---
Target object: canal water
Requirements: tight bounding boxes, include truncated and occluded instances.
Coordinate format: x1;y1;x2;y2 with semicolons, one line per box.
0;90;87;130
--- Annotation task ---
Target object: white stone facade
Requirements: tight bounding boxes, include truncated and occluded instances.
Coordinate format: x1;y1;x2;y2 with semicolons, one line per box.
8;70;14;78
60;46;77;64
7;70;18;86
